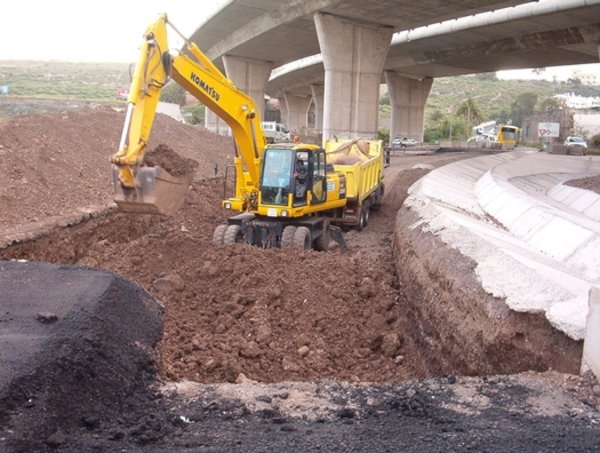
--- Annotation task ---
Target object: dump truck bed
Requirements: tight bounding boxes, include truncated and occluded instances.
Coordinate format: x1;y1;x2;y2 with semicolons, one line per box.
325;139;384;204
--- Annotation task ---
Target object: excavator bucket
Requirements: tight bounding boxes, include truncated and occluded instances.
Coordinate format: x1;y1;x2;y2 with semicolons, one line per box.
112;165;193;216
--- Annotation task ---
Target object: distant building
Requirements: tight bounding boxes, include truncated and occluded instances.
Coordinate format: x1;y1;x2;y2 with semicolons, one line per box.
522;109;573;143
573;111;600;137
555;93;600;110
572;70;599;86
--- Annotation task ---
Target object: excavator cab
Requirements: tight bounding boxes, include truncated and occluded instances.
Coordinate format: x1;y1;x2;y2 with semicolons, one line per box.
259;147;316;208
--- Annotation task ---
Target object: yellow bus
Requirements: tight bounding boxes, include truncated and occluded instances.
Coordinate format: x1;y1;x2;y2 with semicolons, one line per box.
497;125;519;145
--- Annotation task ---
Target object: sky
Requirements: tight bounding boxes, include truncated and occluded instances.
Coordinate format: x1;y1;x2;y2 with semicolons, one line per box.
0;0;599;81
0;0;228;62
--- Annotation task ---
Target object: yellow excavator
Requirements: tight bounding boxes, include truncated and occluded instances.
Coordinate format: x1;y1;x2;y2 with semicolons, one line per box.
111;14;384;250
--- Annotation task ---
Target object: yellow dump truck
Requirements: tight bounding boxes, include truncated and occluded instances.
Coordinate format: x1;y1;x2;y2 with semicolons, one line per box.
323;139;385;231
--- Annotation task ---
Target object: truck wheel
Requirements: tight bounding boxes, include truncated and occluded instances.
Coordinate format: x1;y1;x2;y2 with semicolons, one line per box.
363;206;370;227
371;185;384;212
281;225;297;248
223;225;243;244
313;226;330;252
213;224;228;244
292;226;311;251
356;207;369;231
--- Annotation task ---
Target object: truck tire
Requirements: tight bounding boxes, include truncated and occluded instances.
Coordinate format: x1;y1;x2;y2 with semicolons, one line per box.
313;226;330;252
371;184;384;212
213;224;228;244
223;224;243;244
292;226;311;251
280;225;297;248
356;206;369;231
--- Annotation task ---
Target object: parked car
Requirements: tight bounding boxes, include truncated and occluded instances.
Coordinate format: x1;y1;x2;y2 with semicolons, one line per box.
564;136;588;149
392;137;417;148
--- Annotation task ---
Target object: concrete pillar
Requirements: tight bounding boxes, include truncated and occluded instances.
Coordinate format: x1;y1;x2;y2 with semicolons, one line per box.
204;108;231;136
277;96;288;125
310;84;324;133
283;92;312;134
583;286;600;382
314;13;393;140
222;55;272;119
385;72;433;143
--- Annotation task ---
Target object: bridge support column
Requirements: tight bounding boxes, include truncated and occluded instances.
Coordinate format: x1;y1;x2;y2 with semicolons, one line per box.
385;72;433;143
222;55;273;118
314;13;393;140
205;109;231;136
310;84;324;133
282;92;312;134
277;96;288;124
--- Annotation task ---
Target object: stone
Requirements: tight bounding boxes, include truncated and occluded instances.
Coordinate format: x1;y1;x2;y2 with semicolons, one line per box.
152;272;185;293
36;312;58;324
256;324;272;343
381;333;401;357
240;341;261;358
282;357;300;372
298;345;310;357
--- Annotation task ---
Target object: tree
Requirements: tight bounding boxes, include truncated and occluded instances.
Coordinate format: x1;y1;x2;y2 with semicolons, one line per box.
429;109;444;124
537;97;566;113
160;82;186;106
509;92;537;127
455;97;485;126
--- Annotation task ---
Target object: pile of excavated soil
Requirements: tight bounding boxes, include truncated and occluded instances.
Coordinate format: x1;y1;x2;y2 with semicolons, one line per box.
566;174;600;194
0;107;235;231
1;173;430;384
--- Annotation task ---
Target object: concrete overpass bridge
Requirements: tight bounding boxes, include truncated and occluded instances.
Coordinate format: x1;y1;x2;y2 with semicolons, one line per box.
190;0;600;141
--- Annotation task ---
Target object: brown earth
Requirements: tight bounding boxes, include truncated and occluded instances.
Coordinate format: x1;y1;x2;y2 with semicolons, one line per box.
1;108;600;450
566;174;600;195
1;109;599;385
0;107;235;231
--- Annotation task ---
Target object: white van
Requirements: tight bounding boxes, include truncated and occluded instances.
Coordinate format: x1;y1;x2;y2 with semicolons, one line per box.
262;122;291;143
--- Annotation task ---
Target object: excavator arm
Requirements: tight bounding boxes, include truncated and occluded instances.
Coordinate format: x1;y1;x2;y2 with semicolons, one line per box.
111;14;265;214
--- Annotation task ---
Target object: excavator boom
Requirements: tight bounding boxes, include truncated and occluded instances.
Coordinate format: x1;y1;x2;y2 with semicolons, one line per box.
110;14;265;215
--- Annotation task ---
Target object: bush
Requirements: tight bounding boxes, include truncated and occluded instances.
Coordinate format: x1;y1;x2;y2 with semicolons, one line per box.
377;128;390;144
591;133;600;147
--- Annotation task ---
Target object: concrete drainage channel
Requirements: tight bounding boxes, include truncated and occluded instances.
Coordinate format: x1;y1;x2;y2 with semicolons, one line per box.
0;161;597;450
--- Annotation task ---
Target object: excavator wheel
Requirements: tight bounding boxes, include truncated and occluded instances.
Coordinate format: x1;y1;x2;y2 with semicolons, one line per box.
292;226;311;251
223;225;243;244
281;225;297;248
315;228;329;252
213;224;228;245
313;226;330;252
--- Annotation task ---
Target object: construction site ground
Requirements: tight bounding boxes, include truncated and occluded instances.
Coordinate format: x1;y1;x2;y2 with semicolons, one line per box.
0;108;599;451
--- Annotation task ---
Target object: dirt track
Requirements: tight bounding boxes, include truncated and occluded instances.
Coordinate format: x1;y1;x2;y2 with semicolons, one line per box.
1;108;599;451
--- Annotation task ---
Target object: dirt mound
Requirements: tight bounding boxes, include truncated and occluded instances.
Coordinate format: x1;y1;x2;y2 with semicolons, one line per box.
0;261;163;451
566;174;600;195
0;173;429;384
0;107;234;231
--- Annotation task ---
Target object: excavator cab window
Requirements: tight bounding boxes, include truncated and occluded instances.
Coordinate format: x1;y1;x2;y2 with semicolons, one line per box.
293;151;308;206
260;148;294;206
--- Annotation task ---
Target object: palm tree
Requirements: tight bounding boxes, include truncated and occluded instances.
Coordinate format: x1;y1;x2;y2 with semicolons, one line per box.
456;97;485;126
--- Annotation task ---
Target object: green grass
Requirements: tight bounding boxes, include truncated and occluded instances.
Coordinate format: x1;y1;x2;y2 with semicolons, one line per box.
0;60;130;101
